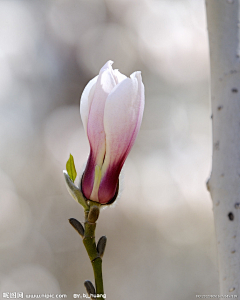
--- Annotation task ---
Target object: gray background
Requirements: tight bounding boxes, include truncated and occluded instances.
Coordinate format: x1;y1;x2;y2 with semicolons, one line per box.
0;0;217;299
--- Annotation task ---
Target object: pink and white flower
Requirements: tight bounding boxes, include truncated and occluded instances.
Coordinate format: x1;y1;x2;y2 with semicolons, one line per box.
80;61;144;204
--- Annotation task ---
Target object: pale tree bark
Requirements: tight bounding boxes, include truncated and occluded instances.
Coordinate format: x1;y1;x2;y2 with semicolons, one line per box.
206;0;240;296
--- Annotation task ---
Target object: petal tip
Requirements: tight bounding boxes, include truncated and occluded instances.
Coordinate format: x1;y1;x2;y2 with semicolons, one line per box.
101;60;114;72
130;71;142;80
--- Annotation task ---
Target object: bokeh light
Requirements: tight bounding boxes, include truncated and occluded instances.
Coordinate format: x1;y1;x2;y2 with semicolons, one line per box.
0;0;217;299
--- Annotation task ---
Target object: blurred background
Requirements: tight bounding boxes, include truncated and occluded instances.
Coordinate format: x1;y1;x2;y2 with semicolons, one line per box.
0;0;217;299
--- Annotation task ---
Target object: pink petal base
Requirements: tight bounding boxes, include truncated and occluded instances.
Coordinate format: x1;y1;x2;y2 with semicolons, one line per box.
81;151;95;201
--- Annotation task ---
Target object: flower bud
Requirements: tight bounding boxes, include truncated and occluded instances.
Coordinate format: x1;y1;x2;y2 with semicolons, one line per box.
97;236;107;258
69;218;85;238
84;280;96;299
80;61;144;204
88;206;100;223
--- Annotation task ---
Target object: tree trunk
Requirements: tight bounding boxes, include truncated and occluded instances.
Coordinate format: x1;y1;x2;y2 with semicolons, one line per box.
206;0;240;295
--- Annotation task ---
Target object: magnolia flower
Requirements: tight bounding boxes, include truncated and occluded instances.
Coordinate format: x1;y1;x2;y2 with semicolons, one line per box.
80;61;144;204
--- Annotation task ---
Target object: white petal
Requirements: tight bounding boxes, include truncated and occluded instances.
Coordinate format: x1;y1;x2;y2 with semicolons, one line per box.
113;69;127;84
86;61;116;167
100;60;114;73
80;61;115;134
102;72;144;175
80;75;98;134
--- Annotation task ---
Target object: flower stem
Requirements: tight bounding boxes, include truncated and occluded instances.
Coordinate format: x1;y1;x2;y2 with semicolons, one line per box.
64;173;105;299
91;258;104;297
83;207;104;299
